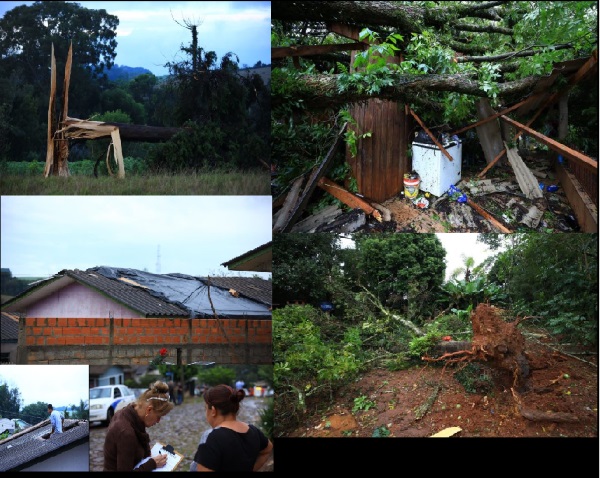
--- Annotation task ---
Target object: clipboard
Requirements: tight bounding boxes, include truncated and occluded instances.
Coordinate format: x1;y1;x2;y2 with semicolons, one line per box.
135;442;184;472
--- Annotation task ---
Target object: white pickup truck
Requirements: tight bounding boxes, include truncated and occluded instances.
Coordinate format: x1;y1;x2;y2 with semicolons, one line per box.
89;384;136;425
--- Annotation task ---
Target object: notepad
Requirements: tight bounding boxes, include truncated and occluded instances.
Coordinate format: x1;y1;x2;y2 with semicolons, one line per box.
134;442;184;472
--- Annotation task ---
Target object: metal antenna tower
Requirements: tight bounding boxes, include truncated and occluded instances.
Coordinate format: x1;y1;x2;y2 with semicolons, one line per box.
156;245;161;274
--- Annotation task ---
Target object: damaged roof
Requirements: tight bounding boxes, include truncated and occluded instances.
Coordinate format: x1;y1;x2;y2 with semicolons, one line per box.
0;419;89;472
221;241;272;272
1;266;271;318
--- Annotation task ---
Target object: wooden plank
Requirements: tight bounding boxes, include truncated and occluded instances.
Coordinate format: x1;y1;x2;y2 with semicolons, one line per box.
280;123;348;233
450;95;539;137
272;176;305;233
466;198;513;233
271;42;368;58
409;108;454;162
504;142;543;199
555;162;598;233
500;115;597;173
317;177;382;221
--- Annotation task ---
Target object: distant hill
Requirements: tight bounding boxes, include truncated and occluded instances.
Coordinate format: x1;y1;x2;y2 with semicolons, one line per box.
106;64;154;82
239;66;271;86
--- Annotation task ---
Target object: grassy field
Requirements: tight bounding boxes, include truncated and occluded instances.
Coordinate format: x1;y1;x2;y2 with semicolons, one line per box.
0;170;271;195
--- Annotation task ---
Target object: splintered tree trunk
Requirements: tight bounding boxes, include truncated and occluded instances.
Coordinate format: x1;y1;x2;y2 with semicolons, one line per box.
44;44;57;178
45;42;73;177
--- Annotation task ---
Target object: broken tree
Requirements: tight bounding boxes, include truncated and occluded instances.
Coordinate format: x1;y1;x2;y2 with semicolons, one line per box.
45;43;184;178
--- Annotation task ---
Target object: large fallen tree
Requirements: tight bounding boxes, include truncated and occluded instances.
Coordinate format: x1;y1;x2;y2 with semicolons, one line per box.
272;1;596;109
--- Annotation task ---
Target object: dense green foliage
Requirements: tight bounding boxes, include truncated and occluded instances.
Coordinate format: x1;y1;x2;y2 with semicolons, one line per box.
273;232;598;435
0;1;270;176
271;1;598;202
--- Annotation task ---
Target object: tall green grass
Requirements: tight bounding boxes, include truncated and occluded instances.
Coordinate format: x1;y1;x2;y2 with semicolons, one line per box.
0;161;270;195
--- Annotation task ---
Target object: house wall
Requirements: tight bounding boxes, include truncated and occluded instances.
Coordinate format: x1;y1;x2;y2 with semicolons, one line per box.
17;316;272;365
0;342;18;364
26;283;138;318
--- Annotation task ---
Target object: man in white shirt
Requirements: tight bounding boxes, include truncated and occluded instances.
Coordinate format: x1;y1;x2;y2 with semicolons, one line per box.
47;404;63;435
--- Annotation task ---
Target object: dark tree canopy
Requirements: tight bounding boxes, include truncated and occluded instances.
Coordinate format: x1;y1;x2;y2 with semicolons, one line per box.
0;1;118;82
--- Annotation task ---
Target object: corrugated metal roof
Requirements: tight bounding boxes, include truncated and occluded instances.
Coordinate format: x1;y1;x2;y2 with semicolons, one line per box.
0;419;89;472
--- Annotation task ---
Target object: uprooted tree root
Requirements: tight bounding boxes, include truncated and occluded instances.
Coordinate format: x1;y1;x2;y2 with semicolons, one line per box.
422;303;579;423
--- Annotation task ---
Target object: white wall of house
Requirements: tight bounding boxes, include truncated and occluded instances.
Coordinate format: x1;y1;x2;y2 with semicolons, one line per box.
25;283;138;318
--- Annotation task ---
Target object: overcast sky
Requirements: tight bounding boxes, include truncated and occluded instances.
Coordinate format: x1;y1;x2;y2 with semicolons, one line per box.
0;1;271;76
0;365;89;408
435;233;500;281
1;196;272;279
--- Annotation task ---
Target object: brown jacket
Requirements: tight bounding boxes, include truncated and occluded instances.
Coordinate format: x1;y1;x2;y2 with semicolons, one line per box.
103;403;155;472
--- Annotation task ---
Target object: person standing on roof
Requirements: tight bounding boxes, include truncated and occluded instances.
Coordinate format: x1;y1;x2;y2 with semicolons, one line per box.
47;404;63;435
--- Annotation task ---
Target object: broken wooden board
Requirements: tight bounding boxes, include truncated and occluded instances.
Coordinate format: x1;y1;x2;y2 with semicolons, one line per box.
504;142;544;199
290;204;342;232
555;161;598;233
315;208;367;233
430;427;462;437
466;198;512;233
476;98;505;165
276;123;348;233
317;177;382;222
273;176;304;233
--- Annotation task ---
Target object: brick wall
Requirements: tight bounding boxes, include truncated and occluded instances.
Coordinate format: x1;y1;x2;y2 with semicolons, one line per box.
17;317;272;365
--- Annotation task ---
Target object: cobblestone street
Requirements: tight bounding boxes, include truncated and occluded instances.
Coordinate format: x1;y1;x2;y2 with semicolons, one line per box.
89;394;273;472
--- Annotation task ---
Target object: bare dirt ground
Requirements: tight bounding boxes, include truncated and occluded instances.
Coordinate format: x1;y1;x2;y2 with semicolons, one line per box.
283;335;597;439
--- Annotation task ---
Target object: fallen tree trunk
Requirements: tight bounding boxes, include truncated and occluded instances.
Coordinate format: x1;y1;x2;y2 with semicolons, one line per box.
60;118;184;142
272;71;540;110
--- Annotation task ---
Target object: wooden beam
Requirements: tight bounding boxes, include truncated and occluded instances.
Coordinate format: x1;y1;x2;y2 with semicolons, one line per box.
409;108;454;162
450;95;540;137
500;115;597;173
328;22;363;41
555;162;598;233
277;123;348;233
317;177;382;221
272;42;368;59
466;198;512;233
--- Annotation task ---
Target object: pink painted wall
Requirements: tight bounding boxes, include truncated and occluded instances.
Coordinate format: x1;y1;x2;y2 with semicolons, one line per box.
25;283;138;318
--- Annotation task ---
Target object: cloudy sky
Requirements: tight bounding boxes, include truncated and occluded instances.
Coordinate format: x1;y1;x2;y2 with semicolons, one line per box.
435;233;500;281
1;196;272;279
0;365;89;408
0;1;271;76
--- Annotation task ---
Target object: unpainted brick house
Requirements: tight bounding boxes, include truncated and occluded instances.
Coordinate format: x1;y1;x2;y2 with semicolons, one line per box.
1;266;272;365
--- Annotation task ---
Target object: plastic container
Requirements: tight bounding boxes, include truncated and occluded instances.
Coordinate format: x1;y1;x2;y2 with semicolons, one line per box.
403;175;420;199
412;140;462;197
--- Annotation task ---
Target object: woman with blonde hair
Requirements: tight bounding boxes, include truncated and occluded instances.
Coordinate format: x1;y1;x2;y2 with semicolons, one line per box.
191;384;273;472
103;381;175;472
